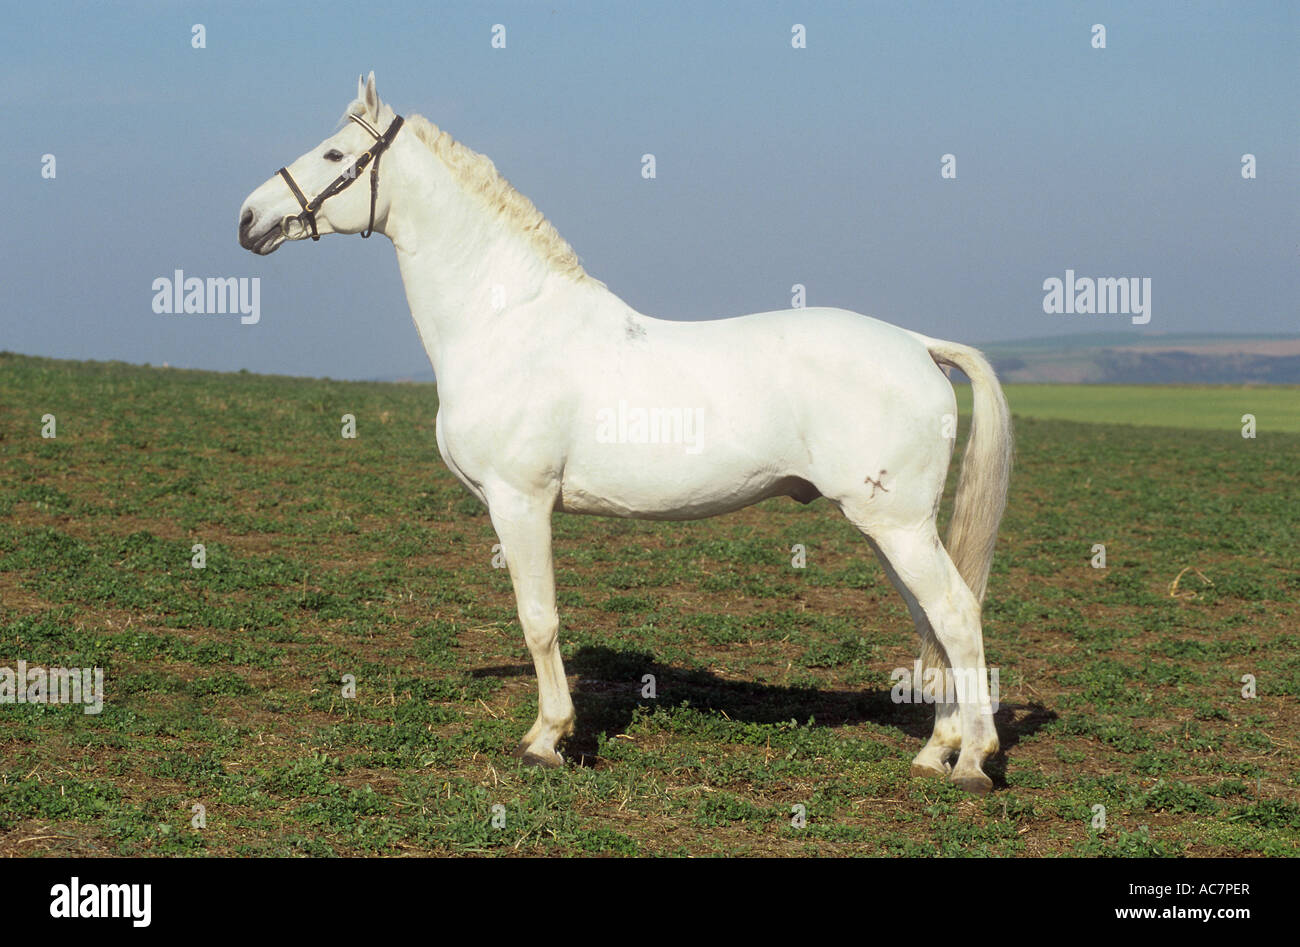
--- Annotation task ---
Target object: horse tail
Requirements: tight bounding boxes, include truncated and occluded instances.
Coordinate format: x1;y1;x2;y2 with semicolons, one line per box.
920;337;1013;602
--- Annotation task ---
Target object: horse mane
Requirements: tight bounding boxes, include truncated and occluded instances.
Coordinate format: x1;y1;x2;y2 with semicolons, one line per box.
355;106;595;284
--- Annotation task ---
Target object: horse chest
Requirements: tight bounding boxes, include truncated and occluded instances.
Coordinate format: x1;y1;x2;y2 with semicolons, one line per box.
433;408;488;499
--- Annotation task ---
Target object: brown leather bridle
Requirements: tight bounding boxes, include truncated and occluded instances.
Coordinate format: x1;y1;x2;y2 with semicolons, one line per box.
278;112;405;241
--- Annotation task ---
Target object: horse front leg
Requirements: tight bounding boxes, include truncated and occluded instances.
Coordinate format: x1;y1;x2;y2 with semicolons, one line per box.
485;486;574;767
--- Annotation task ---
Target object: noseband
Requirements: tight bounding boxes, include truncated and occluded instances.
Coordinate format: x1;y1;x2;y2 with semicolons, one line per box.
278;112;404;241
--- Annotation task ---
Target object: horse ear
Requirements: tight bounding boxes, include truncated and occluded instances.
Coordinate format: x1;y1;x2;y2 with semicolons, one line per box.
357;73;365;102
364;71;380;118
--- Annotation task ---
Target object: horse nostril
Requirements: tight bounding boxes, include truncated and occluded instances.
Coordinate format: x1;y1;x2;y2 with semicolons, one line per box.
239;208;253;233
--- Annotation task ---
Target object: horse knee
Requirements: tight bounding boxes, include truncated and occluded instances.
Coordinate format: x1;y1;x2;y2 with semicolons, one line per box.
522;610;559;651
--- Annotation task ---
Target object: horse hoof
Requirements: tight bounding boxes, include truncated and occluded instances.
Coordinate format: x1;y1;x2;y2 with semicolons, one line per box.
910;761;949;778
951;770;994;795
512;745;564;768
520;751;563;768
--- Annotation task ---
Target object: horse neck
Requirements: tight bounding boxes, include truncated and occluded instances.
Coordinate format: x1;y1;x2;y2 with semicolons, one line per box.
382;137;603;381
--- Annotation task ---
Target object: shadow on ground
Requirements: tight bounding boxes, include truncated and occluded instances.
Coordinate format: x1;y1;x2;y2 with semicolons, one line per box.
472;645;1056;779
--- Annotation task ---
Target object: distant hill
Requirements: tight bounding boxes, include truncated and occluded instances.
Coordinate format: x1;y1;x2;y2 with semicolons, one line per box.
973;333;1300;385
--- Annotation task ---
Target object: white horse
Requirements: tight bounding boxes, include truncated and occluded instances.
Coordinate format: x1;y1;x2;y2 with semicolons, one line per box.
239;75;1013;793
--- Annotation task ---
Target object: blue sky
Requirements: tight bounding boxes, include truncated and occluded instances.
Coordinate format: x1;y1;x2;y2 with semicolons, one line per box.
2;0;1296;380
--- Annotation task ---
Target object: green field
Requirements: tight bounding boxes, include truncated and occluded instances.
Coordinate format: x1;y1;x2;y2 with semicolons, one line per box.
1;352;1297;856
954;384;1300;433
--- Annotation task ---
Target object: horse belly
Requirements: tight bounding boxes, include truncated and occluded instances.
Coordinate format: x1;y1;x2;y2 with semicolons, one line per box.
557;443;797;520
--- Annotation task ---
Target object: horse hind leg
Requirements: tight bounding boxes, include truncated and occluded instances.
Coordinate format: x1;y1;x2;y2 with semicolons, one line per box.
895;585;963;776
858;531;962;777
842;504;999;793
873;525;999;793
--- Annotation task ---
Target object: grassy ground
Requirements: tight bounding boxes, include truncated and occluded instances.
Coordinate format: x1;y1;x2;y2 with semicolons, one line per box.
1;352;1297;856
954;384;1300;433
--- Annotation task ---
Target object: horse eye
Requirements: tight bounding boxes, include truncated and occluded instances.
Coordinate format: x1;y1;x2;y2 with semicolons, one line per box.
324;149;345;162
